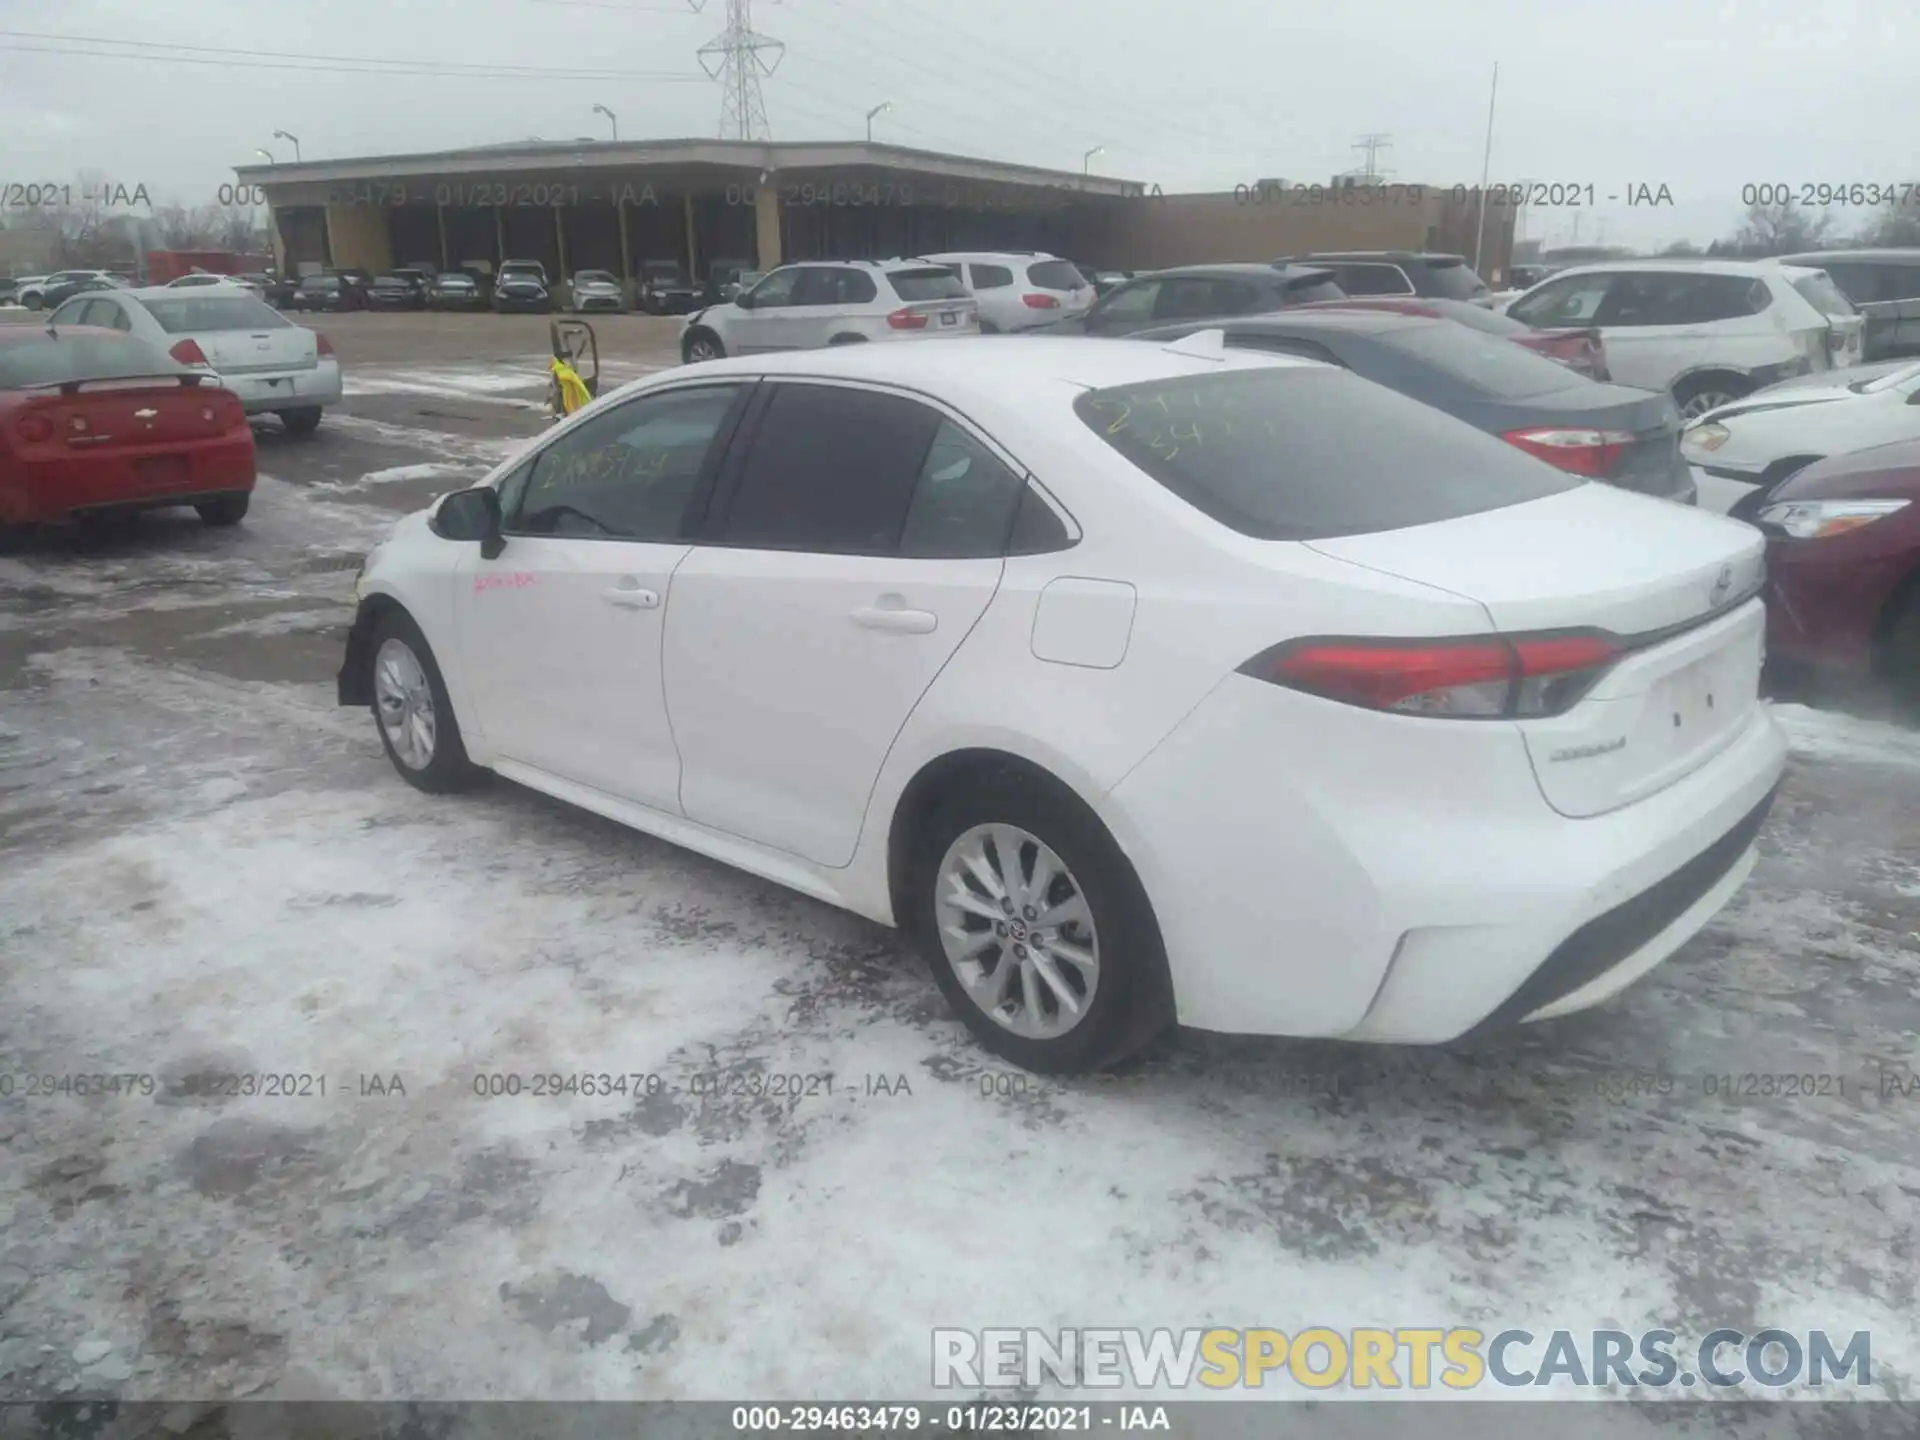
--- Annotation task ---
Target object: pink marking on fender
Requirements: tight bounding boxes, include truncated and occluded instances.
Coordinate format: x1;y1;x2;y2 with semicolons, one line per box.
474;572;538;594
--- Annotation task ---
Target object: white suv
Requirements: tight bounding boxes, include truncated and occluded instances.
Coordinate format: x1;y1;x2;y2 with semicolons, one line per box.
680;259;979;362
921;251;1097;333
1505;259;1865;418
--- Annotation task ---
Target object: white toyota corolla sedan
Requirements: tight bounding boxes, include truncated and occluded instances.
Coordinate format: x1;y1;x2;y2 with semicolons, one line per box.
339;333;1787;1073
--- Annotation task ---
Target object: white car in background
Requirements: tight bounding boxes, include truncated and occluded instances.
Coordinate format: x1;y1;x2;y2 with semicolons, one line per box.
1505;259;1866;419
921;251;1098;333
679;259;978;362
1682;359;1920;494
46;284;342;436
338;333;1784;1073
166;272;264;298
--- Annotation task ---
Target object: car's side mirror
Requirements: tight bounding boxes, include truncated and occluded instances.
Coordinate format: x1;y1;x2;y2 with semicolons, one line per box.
1906;387;1920;406
434;486;505;559
733;289;754;309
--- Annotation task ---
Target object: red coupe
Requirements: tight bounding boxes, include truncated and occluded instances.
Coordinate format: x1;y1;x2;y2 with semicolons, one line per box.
0;324;256;527
1755;438;1920;693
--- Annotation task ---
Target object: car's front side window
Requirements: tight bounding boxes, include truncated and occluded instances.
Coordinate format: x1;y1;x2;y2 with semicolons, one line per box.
508;384;744;541
745;268;800;308
1509;272;1614;327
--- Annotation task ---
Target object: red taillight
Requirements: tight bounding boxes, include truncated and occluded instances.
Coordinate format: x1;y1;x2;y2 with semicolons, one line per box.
1247;632;1623;718
169;338;210;366
886;307;930;331
315;332;335;357
1021;293;1061;309
1502;426;1634;478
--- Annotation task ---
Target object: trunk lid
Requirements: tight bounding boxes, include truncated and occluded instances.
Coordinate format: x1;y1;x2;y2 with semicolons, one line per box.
1306;484;1768;816
26;377;242;451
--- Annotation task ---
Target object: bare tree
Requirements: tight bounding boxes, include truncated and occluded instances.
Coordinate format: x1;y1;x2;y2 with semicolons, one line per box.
1660;239;1702;256
1854;208;1920;248
1727;200;1833;256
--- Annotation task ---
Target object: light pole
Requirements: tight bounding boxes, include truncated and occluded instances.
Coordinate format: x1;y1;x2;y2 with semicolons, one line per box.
865;101;892;142
1083;145;1104;177
592;104;618;141
273;130;302;162
254;147;276;165
1471;62;1498;277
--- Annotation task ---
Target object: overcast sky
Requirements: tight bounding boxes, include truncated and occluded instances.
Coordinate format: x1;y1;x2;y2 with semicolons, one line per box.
2;0;1913;251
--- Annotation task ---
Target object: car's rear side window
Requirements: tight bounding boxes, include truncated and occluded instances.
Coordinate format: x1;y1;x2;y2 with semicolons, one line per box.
0;333;186;387
1790;272;1858;318
1074;366;1579;541
1025;260;1087;291
142;295;289;332
719;384;942;553
1423;259;1491;301
888;268;971;302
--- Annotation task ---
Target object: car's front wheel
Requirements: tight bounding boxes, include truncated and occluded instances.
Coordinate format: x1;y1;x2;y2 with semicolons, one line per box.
1674;373;1752;421
683;329;725;363
909;773;1171;1073
368;611;476;793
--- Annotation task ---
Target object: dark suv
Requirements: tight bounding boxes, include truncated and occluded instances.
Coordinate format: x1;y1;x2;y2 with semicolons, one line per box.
1778;249;1920;361
1064;263;1345;337
1280;251;1493;306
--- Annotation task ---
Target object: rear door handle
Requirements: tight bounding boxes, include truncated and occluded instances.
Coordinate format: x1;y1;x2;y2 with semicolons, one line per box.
603;584;660;610
852;602;937;634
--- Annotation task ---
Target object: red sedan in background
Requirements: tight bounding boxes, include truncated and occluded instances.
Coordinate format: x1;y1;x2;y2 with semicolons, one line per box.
0;325;255;528
1297;296;1611;381
1754;438;1920;695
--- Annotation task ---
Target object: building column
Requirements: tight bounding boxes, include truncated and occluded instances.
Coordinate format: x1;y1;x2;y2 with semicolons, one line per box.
554;204;570;301
266;203;288;275
683;193;699;283
494;205;506;269
616;193;632;283
436;202;449;272
753;184;782;270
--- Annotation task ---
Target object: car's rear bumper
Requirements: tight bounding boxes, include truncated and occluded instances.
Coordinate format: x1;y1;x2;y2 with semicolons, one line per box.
1100;674;1787;1042
222;359;343;414
0;435;256;524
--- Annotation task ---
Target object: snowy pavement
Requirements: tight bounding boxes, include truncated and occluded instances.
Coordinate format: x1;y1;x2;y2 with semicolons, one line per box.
1;353;1918;1411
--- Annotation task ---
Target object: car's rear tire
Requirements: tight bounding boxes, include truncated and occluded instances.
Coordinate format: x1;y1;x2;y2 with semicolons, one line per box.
367;610;477;793
683;329;725;363
979;320;1000;335
280;407;322;438
907;772;1172;1074
1674;373;1752;421
195;493;250;526
827;333;868;346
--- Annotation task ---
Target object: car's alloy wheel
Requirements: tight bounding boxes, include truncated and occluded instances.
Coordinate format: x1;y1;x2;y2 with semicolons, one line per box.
934;823;1101;1040
686;333;722;362
374;636;437;772
1678;389;1739;420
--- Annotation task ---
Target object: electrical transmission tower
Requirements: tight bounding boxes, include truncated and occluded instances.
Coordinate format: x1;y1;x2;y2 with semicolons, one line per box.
1348;133;1394;182
697;0;785;141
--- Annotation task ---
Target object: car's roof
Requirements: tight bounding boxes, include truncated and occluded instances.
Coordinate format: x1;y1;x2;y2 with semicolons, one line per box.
922;251;1057;263
0;322;124;346
1777;249;1920;265
1190;309;1437;336
1542;257;1806;279
1284;250;1464;264
663;333;1317;393
1139;263;1321;282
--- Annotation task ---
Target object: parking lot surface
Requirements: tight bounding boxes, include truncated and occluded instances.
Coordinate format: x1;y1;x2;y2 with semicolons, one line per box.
1;315;1918;1403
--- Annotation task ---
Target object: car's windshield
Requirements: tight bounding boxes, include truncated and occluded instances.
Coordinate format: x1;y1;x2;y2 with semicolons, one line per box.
578;271;617;285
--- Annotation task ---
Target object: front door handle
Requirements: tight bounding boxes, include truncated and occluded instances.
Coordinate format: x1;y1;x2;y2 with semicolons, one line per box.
852;600;937;634
603;584;660;610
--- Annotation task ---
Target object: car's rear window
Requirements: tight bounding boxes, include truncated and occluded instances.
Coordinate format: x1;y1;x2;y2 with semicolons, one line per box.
1376;322;1579;398
1283;273;1346;304
1025;260;1088;291
1790;272;1858;318
1074;366;1579;541
142;295;289;332
1423;258;1492;301
0;333;186;388
889;268;971;302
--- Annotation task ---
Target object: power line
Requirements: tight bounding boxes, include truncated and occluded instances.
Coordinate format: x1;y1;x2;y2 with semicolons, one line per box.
0;30;706;80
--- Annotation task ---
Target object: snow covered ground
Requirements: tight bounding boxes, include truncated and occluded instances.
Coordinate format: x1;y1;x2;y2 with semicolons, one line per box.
1;356;1917;1414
